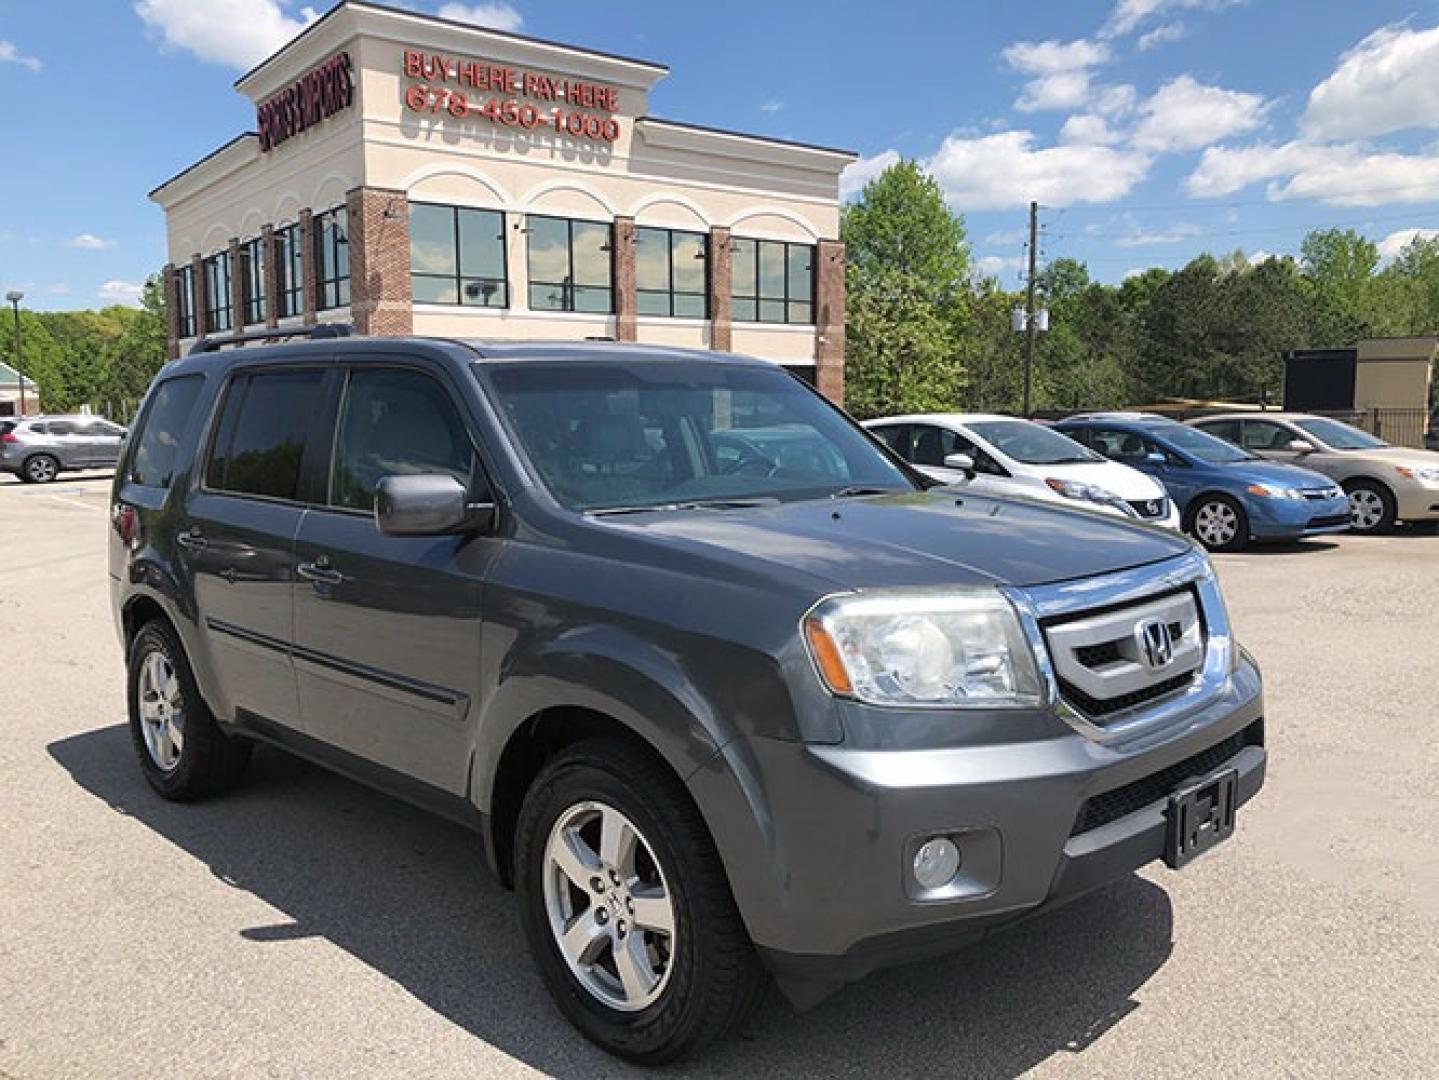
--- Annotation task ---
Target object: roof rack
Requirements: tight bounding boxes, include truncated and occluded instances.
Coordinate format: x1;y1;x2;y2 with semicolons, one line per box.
188;323;356;356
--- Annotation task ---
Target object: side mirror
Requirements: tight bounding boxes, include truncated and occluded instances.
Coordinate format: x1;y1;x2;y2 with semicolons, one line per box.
1145;451;1166;465
1286;439;1312;454
374;474;493;537
943;452;976;475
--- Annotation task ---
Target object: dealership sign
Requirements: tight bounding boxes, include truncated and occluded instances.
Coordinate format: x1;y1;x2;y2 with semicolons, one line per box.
401;50;622;142
257;52;355;152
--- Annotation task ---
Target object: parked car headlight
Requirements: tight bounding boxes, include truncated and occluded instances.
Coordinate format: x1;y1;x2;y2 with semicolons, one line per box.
1245;483;1305;500
803;591;1044;707
1395;465;1439;484
1044;477;1131;513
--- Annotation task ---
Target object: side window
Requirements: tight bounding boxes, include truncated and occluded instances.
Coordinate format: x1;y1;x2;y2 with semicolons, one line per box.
868;424;912;459
330;368;477;512
1198;419;1240;445
1242;420;1297;451
129;377;205;488
205;370;325;501
910;425;954;467
1089;427;1147;463
47;420;80;436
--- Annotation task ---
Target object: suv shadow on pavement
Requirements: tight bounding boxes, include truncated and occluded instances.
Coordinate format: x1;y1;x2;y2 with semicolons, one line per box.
49;725;1176;1079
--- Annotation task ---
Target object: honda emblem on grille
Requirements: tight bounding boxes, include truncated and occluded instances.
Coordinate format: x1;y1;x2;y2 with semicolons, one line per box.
1136;618;1174;669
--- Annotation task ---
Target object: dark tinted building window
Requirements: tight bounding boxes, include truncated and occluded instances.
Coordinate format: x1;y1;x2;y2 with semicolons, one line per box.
636;227;707;318
315;207;350;310
130;376;203;488
241;237;266;325
206;370;324;501
410;202;509;308
275;223;303;318
203;250;232;332
175;264;196;338
527;215;613;313
731;238;814;324
330;369;477;511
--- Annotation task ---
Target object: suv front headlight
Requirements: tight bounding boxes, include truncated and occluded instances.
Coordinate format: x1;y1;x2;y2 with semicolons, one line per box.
803;590;1044;708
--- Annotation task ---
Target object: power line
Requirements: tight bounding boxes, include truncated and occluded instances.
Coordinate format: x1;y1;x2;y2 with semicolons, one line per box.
1042;177;1439;215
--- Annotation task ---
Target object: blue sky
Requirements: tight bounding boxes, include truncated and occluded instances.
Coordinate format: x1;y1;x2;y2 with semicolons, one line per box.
3;0;1439;309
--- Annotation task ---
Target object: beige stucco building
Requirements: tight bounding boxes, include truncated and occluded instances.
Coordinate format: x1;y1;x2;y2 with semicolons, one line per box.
150;0;855;401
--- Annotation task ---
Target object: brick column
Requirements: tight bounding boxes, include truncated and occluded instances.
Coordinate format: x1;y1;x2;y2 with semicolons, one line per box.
299;208;318;326
708;226;732;352
815;239;846;405
228;237;246;331
260;224;280;328
613;216;637;342
346;186;413;336
162;264;181;359
191;253;209;337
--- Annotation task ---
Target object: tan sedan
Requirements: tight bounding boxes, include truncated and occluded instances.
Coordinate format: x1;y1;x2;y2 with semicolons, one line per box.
1188;413;1439;534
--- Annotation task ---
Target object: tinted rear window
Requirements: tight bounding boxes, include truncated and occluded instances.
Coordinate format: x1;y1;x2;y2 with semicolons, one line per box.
129;376;204;488
205;370;325;501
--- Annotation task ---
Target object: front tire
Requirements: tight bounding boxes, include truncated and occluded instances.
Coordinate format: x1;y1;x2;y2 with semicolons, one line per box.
1188;494;1249;552
1344;479;1396;534
21;454;59;484
127;619;251;800
514;739;768;1065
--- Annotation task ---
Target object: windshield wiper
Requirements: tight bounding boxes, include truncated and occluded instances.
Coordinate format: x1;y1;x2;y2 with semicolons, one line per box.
831;485;902;498
588;498;777;516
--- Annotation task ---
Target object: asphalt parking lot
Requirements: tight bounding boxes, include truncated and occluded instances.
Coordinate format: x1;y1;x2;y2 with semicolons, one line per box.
2;473;1436;1079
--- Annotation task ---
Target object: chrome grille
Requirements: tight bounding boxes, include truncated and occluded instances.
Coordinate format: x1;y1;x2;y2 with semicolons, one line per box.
1302;486;1344;501
1043;589;1204;722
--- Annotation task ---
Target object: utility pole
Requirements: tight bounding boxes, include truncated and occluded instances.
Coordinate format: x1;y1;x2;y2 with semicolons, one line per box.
1023;200;1038;418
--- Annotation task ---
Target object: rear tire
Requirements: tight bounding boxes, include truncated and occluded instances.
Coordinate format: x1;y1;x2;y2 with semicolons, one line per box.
21;454;59;484
127;619;251;800
514;739;768;1065
1344;479;1396;534
1187;494;1248;553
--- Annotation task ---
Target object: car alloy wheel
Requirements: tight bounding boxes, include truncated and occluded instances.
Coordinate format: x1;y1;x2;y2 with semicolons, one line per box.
542;800;677;1013
137;648;186;772
24;455;58;483
1348;487;1386;532
1193;499;1240;549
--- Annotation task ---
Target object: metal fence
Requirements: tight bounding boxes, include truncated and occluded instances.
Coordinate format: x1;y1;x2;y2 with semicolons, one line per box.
1308;408;1430;449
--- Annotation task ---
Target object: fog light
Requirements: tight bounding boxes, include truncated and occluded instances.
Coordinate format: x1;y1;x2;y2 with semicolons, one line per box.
913;836;961;890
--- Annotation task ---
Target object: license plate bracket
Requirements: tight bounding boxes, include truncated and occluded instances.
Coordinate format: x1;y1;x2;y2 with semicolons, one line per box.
1164;768;1238;869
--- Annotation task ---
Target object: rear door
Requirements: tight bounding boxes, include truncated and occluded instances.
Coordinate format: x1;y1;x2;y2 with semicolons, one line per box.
41;419;86;468
84;419;127;467
291;359;496;796
183;366;332;731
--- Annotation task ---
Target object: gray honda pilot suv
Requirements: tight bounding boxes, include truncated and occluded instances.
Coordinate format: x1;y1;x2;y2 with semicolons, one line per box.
109;332;1266;1064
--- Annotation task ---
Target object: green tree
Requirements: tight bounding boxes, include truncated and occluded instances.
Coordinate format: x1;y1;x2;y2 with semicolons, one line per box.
101;276;168;420
841;160;971;417
0;308;65;410
1300;228;1380;344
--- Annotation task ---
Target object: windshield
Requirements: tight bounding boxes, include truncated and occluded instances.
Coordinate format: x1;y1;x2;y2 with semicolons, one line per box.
1152;423;1254;464
1294;417;1389;450
966;420;1102;465
483;362;917;511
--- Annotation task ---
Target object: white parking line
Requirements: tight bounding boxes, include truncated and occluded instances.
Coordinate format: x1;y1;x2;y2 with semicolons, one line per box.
49;494;104;513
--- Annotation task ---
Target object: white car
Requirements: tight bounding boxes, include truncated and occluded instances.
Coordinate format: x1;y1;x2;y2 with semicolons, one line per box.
864;412;1181;529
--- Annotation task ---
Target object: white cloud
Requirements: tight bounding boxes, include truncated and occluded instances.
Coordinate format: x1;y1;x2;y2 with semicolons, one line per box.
1376;227;1439;263
1103;0;1243;38
70;233;115;250
839;149;900;200
759;101;783;113
1060;113;1123;146
984;229;1027;244
1002;38;1111;113
99;281;145;306
1123;265;1163;280
976;254;1025;276
925;130;1151;210
1094;83;1138;116
1138;21;1188;50
1114;222;1201;247
1187;140;1439;204
1131;75;1267;152
134;0;318;70
1302;24;1439;141
0;40;43;72
437;3;523;32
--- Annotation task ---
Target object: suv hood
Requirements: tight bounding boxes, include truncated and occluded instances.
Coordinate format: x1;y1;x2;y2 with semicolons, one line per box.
615;490;1193;592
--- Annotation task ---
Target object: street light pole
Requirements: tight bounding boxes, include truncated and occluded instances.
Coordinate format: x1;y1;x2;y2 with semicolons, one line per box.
5;291;24;416
1023;201;1038;419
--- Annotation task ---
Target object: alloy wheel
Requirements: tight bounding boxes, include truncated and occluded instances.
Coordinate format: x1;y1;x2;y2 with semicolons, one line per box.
1348;488;1385;532
25;456;57;483
137;649;185;772
1193;500;1239;549
543;800;677;1012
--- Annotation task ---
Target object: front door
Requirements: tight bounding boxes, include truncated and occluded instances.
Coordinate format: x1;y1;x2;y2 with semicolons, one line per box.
183;367;331;730
292;364;495;796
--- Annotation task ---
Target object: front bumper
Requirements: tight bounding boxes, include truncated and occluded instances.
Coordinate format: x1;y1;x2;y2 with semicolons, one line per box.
688;655;1265;1001
1248;493;1352;540
1395;482;1439;522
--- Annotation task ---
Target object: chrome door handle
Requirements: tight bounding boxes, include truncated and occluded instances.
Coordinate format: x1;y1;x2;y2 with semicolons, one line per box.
175;528;207;553
297;560;345;585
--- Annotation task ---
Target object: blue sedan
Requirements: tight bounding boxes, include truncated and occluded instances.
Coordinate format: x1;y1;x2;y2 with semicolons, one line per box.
1053;416;1352;552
